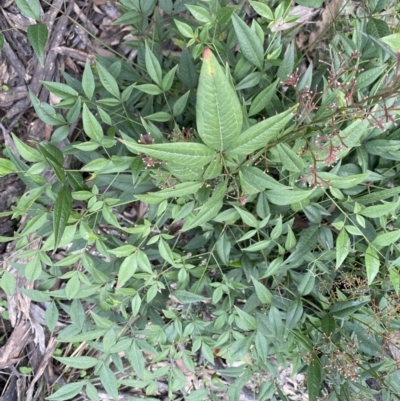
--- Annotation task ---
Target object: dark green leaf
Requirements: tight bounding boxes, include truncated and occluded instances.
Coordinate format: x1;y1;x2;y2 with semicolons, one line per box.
53;186;73;251
307;352;322;401
27;23;48;67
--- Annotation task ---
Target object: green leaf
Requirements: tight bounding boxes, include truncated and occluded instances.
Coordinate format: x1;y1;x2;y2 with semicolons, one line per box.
372;230;400;247
144;111;172;122
186;5;212;23
45;301;58;332
11;133;42;163
251;277;272;304
119;136;215;167
53;186;73;251
231;13;264;70
295;0;324;7
380;33;400;52
136;83;162;95
30;91;66;125
173;290;209;304
228;107;295;156
359;203;397;218
307;352;322;401
330;298;370;318
54;356;98;369
285;225;319;264
336;229;350;269
249;1;274;19
321;314;336;336
41;81;78;99
173;91;190;116
0;33;4;51
265;189;312;205
82;104;104;141
234;306;257;330
82;60;95;99
297;271;315;296
276;143;305;172
135;181;202;203
1;270;16;295
46;382;85;400
248;80;278;116
366;18;390;38
15;0;41;20
240;166;286;194
175;20;194;38
0;158;17;176
38;142;65;183
186;389;209;401
365;244;380;285
145;42;163;86
286;299;303;331
158;238;177;267
196;48;242;152
27;23;48;67
179;46;197;89
181;181;227;231
96;62;120;98
99;364;118;400
318;172;369;189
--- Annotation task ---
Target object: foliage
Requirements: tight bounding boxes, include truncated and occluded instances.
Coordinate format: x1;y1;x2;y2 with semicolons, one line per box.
2;0;400;400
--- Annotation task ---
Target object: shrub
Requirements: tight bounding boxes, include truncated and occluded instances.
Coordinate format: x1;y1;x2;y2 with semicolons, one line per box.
2;1;400;400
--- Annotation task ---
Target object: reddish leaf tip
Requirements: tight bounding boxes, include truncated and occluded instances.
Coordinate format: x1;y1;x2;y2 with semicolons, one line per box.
203;47;212;60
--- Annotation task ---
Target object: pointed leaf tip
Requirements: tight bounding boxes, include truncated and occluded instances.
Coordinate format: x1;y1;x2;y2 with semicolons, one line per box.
203;47;212;60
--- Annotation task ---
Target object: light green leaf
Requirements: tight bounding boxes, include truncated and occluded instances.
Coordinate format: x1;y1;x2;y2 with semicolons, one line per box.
144;111;172;122
136;84;162;95
251;277;272;304
372;230;400;247
175;20;194;38
186;5;212;23
196;48;242;151
99;364;118;400
379;33;400;52
231;13;264;70
30;91;66;126
96;62;120;98
173;290;209;303
145;42;163;86
46;381;84;400
45;301;58;333
276;143;305;172
181;181;227;231
117;253;137;288
234;206;259;228
15;0;40;20
12;133;42;162
318;172;369;189
359;202;397;218
53;186;72;251
54;356;98;369
120;136;215;167
249;1;274;19
0;158;17;176
228;107;295;156
82;104;104;141
27;23;48;67
1;270;16;295
40;81;78;99
265;189;312;205
234;306;257;330
158;238;177;267
336;229;350;269
82;60;95;99
365;244;380;285
242;240;270;252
